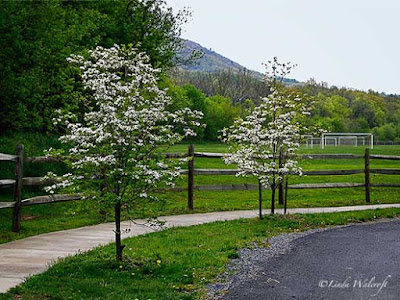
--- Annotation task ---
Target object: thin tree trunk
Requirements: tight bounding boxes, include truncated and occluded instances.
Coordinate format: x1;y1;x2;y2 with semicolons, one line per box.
99;174;107;221
278;148;284;205
271;178;276;215
115;201;124;261
258;179;263;219
188;144;194;210
284;177;288;215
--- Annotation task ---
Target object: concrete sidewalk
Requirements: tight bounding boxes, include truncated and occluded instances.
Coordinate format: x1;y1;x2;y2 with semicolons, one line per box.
1;203;400;293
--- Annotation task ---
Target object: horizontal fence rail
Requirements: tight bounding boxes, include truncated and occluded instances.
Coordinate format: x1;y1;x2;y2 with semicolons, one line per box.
180;168;400;176
1;145;400;231
0;153;18;162
0;194;82;209
191;152;400;160
171;182;369;192
24;156;64;163
5;152;400;163
0;179;16;187
370;169;400;175
23;152;189;164
370;155;400;161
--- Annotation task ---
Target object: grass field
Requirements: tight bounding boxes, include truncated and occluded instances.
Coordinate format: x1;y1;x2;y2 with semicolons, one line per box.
0;136;399;244
2;209;400;300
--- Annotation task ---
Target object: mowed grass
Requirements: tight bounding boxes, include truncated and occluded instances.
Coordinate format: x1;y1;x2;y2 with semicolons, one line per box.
2;209;400;300
0;140;399;244
169;142;400;155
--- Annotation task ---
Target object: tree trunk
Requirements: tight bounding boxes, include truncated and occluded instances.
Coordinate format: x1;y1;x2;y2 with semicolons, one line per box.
278;149;284;205
258;179;263;219
115;201;125;261
271;178;276;215
284;177;288;215
188;144;194;210
99;174;107;220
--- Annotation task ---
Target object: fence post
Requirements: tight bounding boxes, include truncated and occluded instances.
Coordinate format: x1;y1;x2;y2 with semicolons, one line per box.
188;144;194;210
365;148;370;203
12;144;24;232
278;148;284;205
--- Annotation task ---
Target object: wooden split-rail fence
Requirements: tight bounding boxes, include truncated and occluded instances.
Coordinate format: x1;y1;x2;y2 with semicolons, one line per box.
1;145;400;231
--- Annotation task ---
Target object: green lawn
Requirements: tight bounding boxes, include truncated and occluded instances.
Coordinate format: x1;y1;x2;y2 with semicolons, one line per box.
169;143;400;156
2;209;400;300
1;139;399;244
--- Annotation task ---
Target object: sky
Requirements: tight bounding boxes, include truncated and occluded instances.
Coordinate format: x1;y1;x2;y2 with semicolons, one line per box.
166;0;400;94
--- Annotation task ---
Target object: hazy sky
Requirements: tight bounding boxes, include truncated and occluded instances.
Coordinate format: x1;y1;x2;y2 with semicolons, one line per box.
167;0;400;94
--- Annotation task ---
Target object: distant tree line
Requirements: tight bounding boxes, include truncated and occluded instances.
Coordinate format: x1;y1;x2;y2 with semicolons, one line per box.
171;70;400;142
170;68;270;105
296;79;400;142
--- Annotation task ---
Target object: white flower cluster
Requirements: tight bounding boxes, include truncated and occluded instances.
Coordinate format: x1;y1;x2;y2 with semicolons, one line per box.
222;60;312;188
46;45;202;201
43;172;83;194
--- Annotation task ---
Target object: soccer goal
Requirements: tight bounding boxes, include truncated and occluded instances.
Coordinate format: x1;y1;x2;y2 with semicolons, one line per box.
321;133;374;149
303;135;321;149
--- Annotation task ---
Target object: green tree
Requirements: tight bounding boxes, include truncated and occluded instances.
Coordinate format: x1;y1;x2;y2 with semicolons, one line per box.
182;85;207;139
203;95;241;140
374;124;397;141
0;0;188;132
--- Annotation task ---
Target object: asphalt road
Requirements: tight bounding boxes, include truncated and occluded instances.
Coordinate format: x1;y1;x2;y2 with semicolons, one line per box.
222;219;400;300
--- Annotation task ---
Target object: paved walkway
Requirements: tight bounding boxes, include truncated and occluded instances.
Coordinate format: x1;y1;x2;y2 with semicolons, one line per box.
1;204;400;293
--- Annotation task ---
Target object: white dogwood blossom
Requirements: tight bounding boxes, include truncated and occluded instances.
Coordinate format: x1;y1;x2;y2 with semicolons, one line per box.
222;58;313;212
46;44;202;207
222;89;310;186
46;44;203;260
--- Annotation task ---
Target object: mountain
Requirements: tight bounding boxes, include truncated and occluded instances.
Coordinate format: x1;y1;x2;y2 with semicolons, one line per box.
178;39;300;85
178;40;248;73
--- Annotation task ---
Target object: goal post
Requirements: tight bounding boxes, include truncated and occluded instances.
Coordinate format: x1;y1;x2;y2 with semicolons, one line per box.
321;133;374;149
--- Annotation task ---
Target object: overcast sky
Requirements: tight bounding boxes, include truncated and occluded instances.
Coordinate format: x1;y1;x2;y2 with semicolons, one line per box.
166;0;400;94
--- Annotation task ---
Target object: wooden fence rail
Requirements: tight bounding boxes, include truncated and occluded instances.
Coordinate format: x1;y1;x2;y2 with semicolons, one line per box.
0;153;18;162
1;145;400;231
3;152;400;164
180;168;400;176
191;152;400;161
0;194;82;209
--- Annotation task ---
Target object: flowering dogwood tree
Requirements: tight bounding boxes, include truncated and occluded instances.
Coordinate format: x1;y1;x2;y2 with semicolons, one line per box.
46;45;202;260
221;58;312;216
